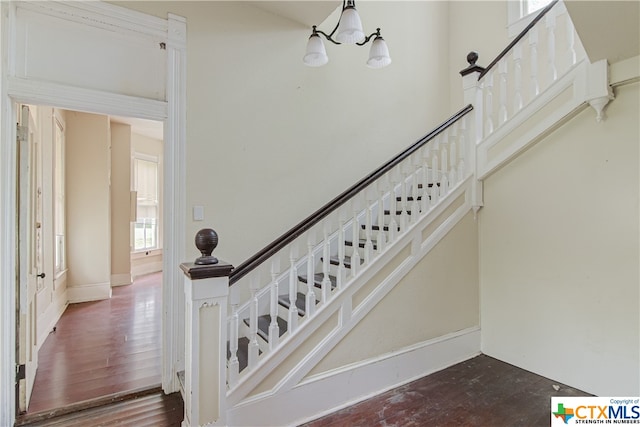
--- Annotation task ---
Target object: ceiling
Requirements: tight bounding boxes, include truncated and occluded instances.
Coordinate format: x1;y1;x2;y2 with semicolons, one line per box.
246;1;340;27
565;0;640;64
110;115;164;141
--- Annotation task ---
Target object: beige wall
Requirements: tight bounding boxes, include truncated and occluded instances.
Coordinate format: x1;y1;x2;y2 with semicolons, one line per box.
110;122;132;285
65;111;111;293
114;1;454;265
448;1;508;107
479;81;640;396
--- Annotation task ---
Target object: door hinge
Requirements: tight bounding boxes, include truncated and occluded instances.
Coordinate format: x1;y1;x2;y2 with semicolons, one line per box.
17;124;27;142
16;364;25;382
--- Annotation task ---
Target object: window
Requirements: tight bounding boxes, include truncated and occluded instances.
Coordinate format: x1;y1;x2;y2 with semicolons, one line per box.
133;156;159;251
507;0;553;37
53;116;66;274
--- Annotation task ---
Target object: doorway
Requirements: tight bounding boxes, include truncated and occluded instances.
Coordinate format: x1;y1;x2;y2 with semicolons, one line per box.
17;106;165;413
0;2;187;423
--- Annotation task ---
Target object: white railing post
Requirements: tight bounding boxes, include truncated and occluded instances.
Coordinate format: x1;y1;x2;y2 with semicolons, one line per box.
181;228;233;427
460;51;485;214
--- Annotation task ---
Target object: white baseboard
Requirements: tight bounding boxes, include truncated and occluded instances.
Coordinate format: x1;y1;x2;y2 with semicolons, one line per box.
111;273;132;287
227;327;481;427
36;298;68;348
67;281;112;303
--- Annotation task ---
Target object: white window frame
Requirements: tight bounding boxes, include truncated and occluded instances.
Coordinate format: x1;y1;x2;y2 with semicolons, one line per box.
132;152;161;253
507;0;554;38
53;112;66;276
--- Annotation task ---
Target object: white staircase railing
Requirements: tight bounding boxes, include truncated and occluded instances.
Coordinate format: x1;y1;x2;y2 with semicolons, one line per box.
226;104;474;388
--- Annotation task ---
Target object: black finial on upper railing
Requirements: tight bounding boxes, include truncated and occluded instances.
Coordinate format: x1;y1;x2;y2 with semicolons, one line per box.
460;51;485;76
194;228;219;265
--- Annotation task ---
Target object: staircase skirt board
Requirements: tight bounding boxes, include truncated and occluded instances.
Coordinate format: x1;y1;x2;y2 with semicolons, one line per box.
227;327;480;427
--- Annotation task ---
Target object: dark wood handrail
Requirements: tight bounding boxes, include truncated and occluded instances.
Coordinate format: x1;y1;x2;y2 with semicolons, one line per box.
478;0;559;80
229;104;474;285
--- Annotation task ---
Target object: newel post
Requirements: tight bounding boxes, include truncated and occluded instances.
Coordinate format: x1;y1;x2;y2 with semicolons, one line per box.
180;228;234;427
460;52;485;216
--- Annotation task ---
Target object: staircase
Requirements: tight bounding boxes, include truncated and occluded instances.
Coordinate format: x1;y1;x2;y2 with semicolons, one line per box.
179;1;617;425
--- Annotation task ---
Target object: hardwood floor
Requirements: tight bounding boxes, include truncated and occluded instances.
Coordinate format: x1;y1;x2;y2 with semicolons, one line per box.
19;391;183;427
301;354;591;427
26;272;163;415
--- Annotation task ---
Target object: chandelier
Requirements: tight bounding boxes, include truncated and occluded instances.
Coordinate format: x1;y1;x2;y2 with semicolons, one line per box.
303;0;391;69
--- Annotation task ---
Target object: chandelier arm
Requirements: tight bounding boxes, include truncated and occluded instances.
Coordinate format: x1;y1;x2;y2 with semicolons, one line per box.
356;29;381;46
326;0;347;39
315;28;342;46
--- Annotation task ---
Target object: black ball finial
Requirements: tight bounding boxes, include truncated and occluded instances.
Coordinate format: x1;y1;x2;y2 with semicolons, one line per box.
467;51;479;66
194;228;219;265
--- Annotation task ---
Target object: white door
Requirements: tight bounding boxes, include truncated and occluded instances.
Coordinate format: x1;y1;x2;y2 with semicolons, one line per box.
17;104;43;412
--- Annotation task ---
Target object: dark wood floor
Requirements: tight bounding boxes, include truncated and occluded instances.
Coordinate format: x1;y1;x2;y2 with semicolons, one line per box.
26;272;163;414
302;354;591;427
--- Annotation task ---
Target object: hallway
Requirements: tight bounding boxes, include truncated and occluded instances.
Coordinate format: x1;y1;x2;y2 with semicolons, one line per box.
26;273;162;414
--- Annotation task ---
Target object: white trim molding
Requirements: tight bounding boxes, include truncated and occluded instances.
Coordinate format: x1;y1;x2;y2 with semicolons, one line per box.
228;327;481;427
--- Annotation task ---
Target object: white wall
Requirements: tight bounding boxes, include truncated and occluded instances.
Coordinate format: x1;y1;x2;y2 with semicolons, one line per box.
479;81;640;396
65;111;112;302
114;1;454;266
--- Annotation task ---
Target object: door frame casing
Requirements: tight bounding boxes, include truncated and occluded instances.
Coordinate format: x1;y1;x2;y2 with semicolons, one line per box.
0;2;187;423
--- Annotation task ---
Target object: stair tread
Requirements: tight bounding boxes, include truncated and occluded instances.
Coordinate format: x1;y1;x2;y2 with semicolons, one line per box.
278;292;311;316
326;255;363;269
396;195;425;202
243;315;287;342
298;273;337;289
361;224;400;232
384;209;415;215
345;238;378;250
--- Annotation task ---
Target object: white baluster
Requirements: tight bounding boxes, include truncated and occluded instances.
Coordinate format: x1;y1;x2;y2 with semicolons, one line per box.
484;70;494;136
399;164;410;231
288;245;299;333
248;274;260;368
268;258;280;349
546;8;557;83
364;187;374;264
440;172;449;198
321;220;332;303
431;154;440;205
498;58;508;124
228;287;240;385
529;27;540;97
567;13;576;66
421;146;431;213
305;231;316;318
377;179;387;253
386;173;398;244
336;210;346;289
441;147;448;180
350;199;361;279
513;44;524;112
411;155;421;223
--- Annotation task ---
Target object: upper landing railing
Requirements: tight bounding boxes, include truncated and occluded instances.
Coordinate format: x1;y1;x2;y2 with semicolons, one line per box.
461;0;585;140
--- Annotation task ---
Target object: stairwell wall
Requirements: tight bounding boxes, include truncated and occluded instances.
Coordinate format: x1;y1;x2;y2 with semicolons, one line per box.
112;1;454;269
478;80;640;396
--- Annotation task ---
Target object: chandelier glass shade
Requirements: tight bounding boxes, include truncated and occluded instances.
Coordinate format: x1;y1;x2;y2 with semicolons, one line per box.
303;0;391;68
